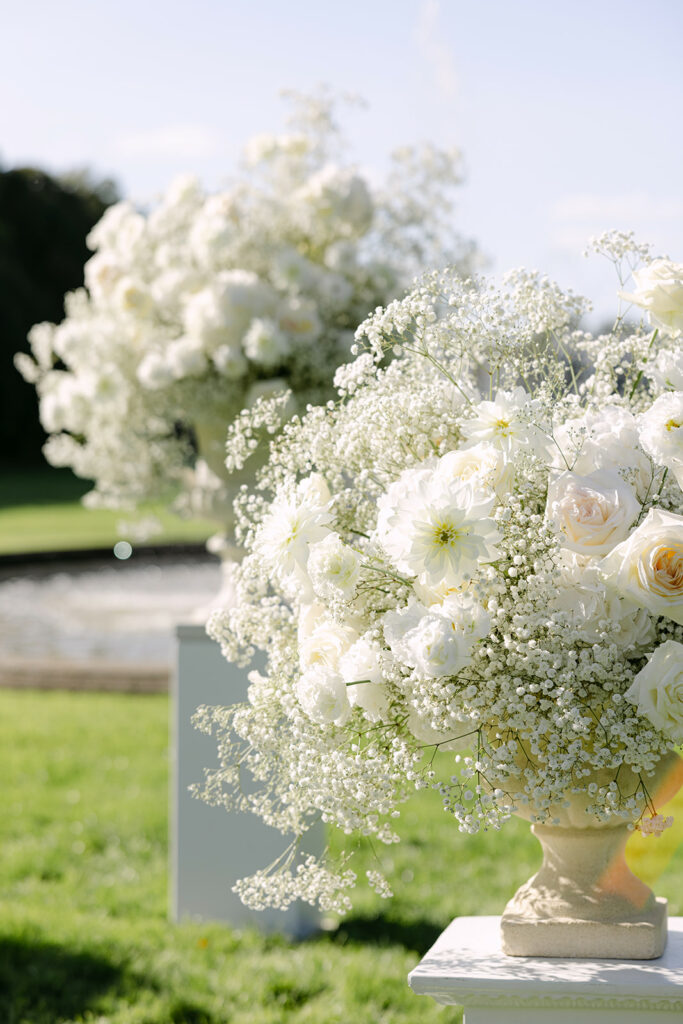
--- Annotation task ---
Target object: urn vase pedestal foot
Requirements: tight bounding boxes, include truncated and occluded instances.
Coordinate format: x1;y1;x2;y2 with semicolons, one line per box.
500;822;668;959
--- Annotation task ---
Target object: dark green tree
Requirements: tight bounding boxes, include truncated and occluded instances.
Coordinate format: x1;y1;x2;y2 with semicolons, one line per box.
0;165;118;467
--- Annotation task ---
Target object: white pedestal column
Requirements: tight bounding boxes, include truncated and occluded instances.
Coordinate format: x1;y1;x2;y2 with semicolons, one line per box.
170;623;320;936
408;916;683;1022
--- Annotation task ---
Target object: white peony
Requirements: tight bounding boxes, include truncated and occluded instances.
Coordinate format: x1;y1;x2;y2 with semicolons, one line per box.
600;508;683;625
295;665;351;726
545;469;640;557
619;258;683;334
624;639;683;742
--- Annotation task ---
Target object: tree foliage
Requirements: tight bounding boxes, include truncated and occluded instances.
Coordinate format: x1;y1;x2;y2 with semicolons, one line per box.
0;165;118;466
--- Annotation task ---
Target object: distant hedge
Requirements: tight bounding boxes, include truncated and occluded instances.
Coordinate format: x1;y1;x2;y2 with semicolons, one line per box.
0;167;118;466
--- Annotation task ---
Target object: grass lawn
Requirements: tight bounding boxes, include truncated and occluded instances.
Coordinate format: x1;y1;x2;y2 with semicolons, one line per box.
2;689;682;1024
0;467;213;554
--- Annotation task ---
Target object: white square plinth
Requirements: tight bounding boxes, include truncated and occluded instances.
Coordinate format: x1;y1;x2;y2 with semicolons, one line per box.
409;916;683;1023
170;624;320;936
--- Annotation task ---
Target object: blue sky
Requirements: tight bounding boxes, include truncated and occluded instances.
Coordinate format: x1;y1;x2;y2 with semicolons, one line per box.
3;0;682;320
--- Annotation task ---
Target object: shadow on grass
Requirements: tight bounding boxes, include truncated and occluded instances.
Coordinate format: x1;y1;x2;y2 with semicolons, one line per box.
0;936;123;1023
325;913;442;954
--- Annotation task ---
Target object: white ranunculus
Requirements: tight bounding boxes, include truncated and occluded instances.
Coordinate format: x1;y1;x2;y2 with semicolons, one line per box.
545;469;640;557
619;259;683;334
600;508;683;625
338;637;388;721
299;618;358;672
639;392;683;478
307;533;361;600
624;639;683;742
295;665;351;726
184;271;277;351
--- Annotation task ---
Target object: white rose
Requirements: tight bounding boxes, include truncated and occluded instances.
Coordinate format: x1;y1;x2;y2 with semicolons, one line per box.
299;618;358;672
295;666;350;726
545;469;640;557
339;638;388;722
619;259;683;334
600;508;683;624
307;533;361;600
435;442;514;500
624;639;683;742
639;392;683;487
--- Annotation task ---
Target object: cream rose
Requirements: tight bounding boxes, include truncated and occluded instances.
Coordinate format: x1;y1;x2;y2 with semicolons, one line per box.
545;469;640;557
624;639;683;742
600;508;683;624
299;618;358;672
619;259;683;334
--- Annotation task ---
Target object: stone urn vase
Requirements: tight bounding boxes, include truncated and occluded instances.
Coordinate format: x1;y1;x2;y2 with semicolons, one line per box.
186;418;252;621
500;751;683;959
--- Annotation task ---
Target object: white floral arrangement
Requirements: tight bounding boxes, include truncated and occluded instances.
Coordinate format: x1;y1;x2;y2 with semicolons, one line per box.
16;92;477;543
194;233;683;914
